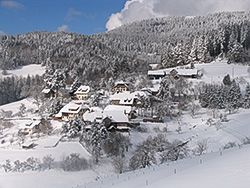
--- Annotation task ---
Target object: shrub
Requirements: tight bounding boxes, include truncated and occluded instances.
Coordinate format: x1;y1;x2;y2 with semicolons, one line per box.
61;153;88;171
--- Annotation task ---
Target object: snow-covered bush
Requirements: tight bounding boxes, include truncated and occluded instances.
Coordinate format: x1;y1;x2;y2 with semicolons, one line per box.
61;153;88;171
103;132;130;157
193;139;208;156
42;155;55;170
242;137;250;145
112;156;126;174
62;119;84;138
223;142;237;150
160;140;189;163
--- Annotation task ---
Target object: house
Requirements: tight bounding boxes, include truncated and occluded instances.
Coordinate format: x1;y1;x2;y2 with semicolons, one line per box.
82;107;103;123
56;101;89;121
141;87;159;96
83;105;136;132
42;88;55;98
74;85;91;100
148;68;201;80
21;118;51;135
112;81;130;93
110;91;147;107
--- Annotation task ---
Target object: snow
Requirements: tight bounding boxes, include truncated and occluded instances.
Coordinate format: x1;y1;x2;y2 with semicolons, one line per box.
0;98;37;114
193;60;250;84
0;59;250;188
103;105;132;122
83;105;132;123
0;170;96;188
74;85;90;94
0;141;91;162
42;88;51;94
0;64;46;78
82;145;250;188
114;80;129;86
110;91;147;105
83;107;103;122
57;101;89;115
148;67;199;76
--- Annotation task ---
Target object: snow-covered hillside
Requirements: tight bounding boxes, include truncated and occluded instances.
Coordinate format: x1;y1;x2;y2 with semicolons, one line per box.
194;60;250;84
0;64;45;78
84;145;250;188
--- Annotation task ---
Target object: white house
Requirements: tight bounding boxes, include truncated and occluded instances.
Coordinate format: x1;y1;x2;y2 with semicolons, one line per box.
56;101;89;121
112;81;130;93
110;91;147;107
74;85;91;100
83;105;132;123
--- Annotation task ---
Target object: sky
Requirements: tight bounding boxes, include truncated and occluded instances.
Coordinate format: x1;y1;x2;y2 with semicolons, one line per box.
0;0;127;35
1;0;250;35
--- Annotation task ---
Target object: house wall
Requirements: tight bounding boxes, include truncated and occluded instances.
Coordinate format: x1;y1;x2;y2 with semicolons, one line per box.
112;86;129;93
111;100;120;105
76;93;89;100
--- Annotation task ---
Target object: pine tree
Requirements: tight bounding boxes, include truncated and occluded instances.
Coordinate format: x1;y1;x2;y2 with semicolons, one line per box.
90;122;107;164
228;41;245;63
243;84;250;108
225;80;242;113
223;74;232;86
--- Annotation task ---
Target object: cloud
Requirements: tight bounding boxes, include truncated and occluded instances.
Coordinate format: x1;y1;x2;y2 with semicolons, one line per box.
106;0;250;31
57;25;69;32
65;8;82;22
0;0;24;10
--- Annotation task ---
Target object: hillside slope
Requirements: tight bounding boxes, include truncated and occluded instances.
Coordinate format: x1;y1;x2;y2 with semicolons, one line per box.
96;11;250;67
85;145;250;188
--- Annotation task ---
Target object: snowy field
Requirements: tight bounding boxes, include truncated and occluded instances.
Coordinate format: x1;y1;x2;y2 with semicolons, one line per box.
192;59;250;84
0;64;45;78
84;145;250;188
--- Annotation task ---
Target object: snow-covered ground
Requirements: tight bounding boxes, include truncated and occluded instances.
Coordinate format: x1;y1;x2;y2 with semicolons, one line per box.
84;145;250;188
0;64;45;78
0;60;250;188
192;59;250;84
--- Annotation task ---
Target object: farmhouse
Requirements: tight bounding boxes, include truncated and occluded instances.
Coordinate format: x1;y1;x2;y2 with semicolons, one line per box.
42;88;55;98
148;68;201;80
56;101;89;121
74;85;91;100
112;81;130;93
110;91;147;107
83;105;135;132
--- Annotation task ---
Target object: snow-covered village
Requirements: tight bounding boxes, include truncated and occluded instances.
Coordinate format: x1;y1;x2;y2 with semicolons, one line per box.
1;1;250;188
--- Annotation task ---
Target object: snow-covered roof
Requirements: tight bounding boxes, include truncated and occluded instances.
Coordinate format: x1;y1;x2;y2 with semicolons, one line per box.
74;85;90;94
141;87;159;93
175;69;198;76
110;91;147;105
42;88;52;94
114;81;129;87
103;105;131;122
57;101;89;116
83;107;103;122
148;68;199;76
26;120;41;129
83;105;132;123
148;69;165;76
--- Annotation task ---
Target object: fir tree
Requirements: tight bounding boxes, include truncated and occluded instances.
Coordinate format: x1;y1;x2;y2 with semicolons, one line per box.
243;84;250;108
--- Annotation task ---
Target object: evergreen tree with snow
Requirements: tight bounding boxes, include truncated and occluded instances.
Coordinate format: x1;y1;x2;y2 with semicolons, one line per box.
225;80;242;113
223;74;232;86
62;119;84;138
90;122;107;164
243;84;250;109
228;41;245;63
